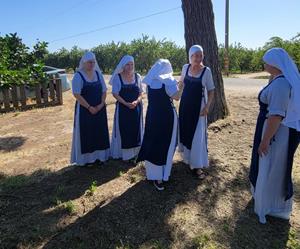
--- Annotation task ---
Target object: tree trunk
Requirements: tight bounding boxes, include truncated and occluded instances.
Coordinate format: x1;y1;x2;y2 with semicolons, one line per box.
182;0;229;123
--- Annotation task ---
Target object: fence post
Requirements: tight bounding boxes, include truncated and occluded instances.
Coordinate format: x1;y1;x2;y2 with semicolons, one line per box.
42;83;48;104
11;85;19;108
19;85;26;108
56;78;63;105
35;84;42;105
2;88;11;111
49;76;56;101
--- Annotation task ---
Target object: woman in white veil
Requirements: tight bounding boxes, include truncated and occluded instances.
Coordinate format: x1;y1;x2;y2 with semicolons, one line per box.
70;51;110;166
110;55;144;162
178;45;215;179
249;47;300;223
137;59;181;191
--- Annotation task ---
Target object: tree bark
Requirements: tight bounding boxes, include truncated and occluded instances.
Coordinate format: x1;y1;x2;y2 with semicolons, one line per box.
182;0;229;123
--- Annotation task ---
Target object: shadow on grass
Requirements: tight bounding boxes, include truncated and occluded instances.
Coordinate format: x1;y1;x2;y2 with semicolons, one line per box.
229;200;292;249
44;157;246;249
227;166;292;249
294;180;300;202
0;159;135;248
0;136;26;152
0;157;297;249
183;160;294;249
42;161;205;249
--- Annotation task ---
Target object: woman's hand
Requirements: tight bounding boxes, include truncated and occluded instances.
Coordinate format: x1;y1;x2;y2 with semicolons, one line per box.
258;138;270;157
125;102;135;109
178;81;184;91
96;102;105;112
200;90;214;116
258;115;282;157
200;105;209;116
88;106;98;115
131;100;139;108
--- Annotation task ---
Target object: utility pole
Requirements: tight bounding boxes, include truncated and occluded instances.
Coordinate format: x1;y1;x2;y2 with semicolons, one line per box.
224;0;229;76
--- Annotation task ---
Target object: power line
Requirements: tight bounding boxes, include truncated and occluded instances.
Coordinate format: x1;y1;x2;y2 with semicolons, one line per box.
50;6;181;43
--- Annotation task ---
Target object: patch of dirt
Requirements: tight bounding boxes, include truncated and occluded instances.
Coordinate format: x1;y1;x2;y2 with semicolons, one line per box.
0;79;299;249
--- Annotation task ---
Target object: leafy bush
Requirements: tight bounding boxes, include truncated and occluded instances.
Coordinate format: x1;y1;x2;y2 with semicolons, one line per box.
41;33;300;76
219;33;300;73
45;35;187;74
0;33;48;88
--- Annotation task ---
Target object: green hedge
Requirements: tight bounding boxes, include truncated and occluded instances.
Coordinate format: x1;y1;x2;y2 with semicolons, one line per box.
218;34;300;73
45;34;300;75
0;33;48;88
2;33;299;89
45;35;187;74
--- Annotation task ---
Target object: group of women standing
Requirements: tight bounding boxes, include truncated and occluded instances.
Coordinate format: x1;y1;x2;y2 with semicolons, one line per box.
70;45;215;191
70;46;300;224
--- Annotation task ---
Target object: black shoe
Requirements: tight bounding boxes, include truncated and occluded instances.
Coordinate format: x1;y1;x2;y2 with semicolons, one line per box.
191;168;198;176
124;157;136;164
84;162;95;167
98;161;105;166
153;180;165;191
191;168;206;180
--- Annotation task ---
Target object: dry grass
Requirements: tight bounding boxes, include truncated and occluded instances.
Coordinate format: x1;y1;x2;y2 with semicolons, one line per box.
0;77;299;249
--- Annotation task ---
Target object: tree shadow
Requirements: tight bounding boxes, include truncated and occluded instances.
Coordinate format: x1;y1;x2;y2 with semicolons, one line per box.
42;156;241;249
230;200;291;249
226;163;291;249
0;159;135;248
294;180;300;202
0;136;26;151
181;160;293;249
184;158;251;224
42;161;207;249
0;156;295;249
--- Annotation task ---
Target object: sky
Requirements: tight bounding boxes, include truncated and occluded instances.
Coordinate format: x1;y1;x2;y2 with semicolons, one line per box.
1;0;300;52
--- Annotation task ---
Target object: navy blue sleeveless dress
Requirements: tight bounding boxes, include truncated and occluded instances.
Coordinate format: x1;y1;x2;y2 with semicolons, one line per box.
179;65;207;150
137;84;175;166
116;73;142;149
76;71;110;154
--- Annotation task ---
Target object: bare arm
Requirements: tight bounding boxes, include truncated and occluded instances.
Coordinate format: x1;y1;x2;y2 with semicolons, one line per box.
206;90;215;109
136;93;143;103
113;93;135;109
171;80;184;101
73;93;90;109
95;91;107;112
171;91;181;101
113;93;126;105
200;89;215;116
130;92;143;109
73;93;98;114
258;115;282;156
102;91;106;103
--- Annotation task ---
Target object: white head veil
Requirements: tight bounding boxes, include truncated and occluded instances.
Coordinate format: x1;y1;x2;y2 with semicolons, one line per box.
78;51;101;74
263;47;300;131
143;59;177;87
109;55;134;85
189;45;204;64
